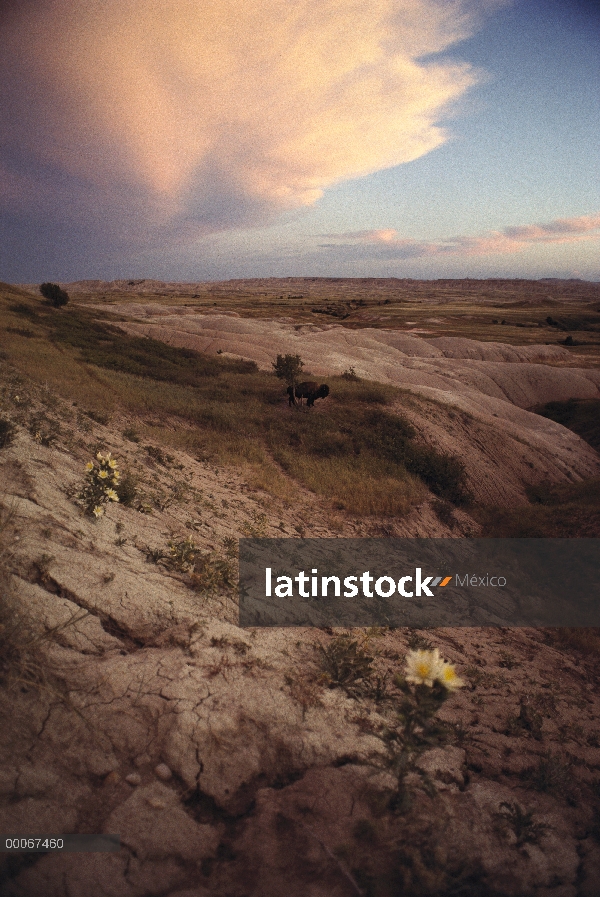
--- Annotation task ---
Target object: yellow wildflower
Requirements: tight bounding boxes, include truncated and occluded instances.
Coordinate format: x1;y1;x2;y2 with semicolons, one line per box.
98;469;108;479
86;461;94;471
105;488;119;502
92;505;104;518
108;458;118;469
96;451;104;461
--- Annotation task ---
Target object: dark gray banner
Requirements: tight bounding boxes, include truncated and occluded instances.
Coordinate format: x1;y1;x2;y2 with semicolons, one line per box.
1;835;120;853
239;538;600;627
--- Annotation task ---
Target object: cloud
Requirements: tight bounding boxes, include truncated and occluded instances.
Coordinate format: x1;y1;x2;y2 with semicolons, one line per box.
323;213;600;260
0;0;492;255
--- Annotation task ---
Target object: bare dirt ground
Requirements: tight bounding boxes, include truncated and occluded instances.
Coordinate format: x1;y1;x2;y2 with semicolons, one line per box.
2;278;600;896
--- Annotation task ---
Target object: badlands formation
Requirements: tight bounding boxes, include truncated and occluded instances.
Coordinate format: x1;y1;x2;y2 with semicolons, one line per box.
1;279;600;896
100;298;600;506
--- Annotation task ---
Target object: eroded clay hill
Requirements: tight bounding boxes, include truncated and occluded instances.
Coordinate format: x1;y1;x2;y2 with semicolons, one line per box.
92;302;600;506
1;356;600;897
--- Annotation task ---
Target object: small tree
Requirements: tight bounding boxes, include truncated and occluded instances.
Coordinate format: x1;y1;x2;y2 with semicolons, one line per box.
272;353;304;387
40;282;69;308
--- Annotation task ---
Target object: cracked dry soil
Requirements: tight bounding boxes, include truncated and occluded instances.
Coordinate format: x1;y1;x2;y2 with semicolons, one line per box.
1;370;600;897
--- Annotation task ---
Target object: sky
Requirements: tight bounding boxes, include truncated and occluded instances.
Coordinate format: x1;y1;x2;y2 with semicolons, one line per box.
1;0;599;283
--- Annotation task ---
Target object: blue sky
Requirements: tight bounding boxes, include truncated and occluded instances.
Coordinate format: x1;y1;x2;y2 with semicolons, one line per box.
1;0;599;282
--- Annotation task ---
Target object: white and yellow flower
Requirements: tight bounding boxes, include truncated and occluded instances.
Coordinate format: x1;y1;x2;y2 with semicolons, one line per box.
105;488;119;502
96;451;104;461
404;648;464;690
405;648;442;687
435;660;464;691
108;458;118;469
86;461;94;471
98;469;108;479
92;505;104;518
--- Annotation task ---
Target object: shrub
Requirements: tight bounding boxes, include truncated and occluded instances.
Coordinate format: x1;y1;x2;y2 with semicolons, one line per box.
497;802;549;847
317;635;375;692
272;353;304;386
533;397;600;453
115;471;138;507
168;535;197;572
8;302;38;319
40;282;69;308
84;409;110;425
190;551;236;594
521;751;574;798
0;418;16;449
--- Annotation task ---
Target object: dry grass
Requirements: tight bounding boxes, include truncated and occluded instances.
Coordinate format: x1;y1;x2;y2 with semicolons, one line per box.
543;628;600;656
0;287;471;516
274;451;425;516
474;478;600;537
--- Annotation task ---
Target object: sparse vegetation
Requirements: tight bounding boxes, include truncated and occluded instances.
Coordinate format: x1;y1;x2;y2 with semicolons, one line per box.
0;417;16;449
497;802;550;847
406;631;433;651
521;751;574;798
40;282;69;308
145;444;174;466
505;700;543;740
543;627;600;656
190;550;236;595
84;408;110;426
241;510;268;537
476;478;600;537
167;535;197;572
0;296;474;514
534;397;600;452
316;634;375;693
115;470;138;507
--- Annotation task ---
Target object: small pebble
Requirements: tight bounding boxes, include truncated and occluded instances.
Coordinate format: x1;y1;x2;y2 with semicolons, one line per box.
103;771;120;786
125;773;141;786
154;763;172;781
146;797;166;809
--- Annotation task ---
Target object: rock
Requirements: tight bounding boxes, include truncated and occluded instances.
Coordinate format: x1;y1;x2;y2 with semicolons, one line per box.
103;770;120;786
104;783;220;862
126;772;142;786
154;763;172;781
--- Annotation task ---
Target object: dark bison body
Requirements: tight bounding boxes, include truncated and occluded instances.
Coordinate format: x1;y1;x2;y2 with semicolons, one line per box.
287;381;330;407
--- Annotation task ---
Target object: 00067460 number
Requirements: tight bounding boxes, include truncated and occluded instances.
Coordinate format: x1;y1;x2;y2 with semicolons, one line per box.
4;837;64;851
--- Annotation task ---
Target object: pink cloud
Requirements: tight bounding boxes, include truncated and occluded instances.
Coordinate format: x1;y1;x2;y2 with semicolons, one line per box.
329;213;600;259
0;0;485;236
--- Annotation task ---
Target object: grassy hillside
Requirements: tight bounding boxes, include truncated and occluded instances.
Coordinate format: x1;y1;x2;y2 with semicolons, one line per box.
1;284;470;517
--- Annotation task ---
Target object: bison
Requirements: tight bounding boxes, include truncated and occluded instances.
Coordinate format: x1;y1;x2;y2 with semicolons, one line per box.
287;381;330;407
